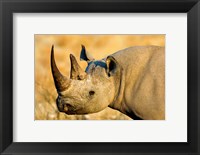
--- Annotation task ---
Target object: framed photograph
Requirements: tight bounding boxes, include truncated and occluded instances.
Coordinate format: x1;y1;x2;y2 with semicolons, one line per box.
0;0;199;154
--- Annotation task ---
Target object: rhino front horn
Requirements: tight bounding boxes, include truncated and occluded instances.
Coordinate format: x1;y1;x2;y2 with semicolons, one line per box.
70;54;87;80
51;45;71;92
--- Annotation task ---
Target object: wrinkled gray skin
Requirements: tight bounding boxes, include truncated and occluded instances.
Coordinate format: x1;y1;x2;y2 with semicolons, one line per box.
51;45;165;120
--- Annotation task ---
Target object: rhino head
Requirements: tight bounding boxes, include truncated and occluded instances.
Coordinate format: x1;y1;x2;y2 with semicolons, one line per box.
51;45;123;115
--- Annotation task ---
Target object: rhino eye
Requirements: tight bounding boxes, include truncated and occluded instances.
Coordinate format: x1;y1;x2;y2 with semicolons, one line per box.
89;91;95;96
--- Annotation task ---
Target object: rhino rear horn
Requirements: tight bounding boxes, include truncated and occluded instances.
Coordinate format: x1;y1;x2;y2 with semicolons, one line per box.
51;45;71;92
70;54;87;80
80;45;94;63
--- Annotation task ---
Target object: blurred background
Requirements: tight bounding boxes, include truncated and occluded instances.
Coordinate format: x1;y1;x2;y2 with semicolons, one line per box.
35;35;165;120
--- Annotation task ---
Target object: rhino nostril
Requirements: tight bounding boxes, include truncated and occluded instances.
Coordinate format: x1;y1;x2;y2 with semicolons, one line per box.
63;104;68;111
66;103;73;108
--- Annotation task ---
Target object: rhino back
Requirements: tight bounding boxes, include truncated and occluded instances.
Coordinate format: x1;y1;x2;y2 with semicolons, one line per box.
111;46;165;120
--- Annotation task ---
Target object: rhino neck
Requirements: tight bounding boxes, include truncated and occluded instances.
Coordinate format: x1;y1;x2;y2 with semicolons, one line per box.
108;64;142;120
108;67;126;114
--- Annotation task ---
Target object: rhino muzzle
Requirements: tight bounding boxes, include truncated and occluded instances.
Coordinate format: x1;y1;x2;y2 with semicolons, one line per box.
56;96;78;114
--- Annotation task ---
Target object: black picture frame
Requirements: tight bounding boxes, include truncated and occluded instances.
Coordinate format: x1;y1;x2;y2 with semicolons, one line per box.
0;0;199;154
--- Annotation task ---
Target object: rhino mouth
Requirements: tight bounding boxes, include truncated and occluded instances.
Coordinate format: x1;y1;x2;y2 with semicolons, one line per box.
58;102;83;115
65;106;86;115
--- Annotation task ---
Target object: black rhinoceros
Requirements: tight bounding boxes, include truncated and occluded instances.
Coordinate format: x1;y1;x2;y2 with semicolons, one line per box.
51;45;165;120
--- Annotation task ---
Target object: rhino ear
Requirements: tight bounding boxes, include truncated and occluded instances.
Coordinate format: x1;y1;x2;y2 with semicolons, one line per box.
80;45;94;63
106;56;121;77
